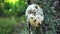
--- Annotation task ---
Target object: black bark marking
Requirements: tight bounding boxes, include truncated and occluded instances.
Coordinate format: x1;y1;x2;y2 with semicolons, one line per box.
35;6;38;9
34;20;36;22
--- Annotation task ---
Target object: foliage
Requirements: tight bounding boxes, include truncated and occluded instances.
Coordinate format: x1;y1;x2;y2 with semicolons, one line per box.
1;0;27;16
0;17;16;34
0;0;28;34
0;15;27;34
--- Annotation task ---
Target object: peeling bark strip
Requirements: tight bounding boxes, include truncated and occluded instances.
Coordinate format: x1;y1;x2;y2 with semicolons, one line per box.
25;3;44;34
26;0;44;34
